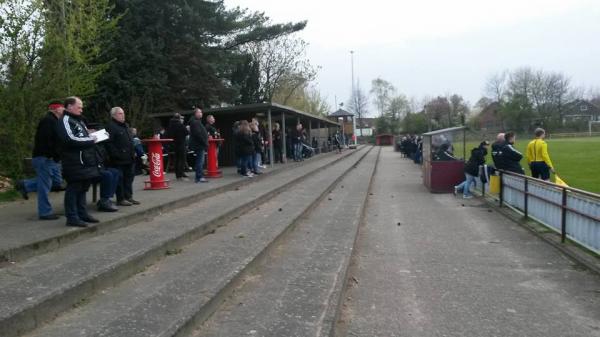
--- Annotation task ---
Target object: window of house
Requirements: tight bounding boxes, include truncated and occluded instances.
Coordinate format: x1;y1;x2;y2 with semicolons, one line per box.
580;105;588;111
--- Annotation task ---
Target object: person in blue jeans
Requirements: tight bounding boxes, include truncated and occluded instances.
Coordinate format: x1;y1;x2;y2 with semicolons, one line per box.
188;108;209;183
16;100;65;220
235;121;255;177
94;167;121;212
292;123;304;161
454;141;489;199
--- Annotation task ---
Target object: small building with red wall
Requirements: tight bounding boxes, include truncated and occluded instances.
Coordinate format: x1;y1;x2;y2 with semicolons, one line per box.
375;134;394;146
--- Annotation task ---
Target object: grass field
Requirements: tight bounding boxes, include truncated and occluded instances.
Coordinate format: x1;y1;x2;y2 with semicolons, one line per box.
464;137;600;194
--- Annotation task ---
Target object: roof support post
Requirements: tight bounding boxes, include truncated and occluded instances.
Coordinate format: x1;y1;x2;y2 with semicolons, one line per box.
267;107;274;168
281;112;287;162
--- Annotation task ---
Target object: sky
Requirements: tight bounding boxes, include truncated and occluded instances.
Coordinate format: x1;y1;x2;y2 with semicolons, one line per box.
225;0;600;115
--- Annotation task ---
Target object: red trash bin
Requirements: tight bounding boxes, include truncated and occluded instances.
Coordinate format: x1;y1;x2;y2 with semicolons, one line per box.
142;138;173;190
206;138;224;178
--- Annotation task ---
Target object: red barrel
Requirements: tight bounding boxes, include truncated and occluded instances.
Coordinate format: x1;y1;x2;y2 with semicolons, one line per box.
142;138;173;190
206;138;224;178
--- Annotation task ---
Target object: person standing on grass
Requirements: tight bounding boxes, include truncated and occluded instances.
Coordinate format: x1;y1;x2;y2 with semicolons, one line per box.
16;100;65;220
454;141;489;199
526;128;555;181
497;132;525;174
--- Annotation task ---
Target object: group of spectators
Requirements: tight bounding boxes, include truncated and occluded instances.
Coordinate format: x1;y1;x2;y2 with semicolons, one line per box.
454;128;555;199
17;101;345;225
397;135;423;164
16;97;142;227
164;108;218;183
232;118;267;177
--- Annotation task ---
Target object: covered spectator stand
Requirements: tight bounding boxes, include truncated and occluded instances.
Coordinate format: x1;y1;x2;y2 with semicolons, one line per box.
142;138;172;190
375;134;394;146
422;126;466;193
150;103;341;168
206;138;224;178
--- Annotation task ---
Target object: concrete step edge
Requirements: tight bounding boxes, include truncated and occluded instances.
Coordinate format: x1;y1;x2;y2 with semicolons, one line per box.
162;146;376;337
1;149;358;264
330;146;383;337
190;147;381;337
0;148;369;337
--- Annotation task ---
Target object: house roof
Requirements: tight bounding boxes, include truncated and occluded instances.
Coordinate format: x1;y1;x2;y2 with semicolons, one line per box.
357;117;376;128
329;108;354;117
562;99;600;116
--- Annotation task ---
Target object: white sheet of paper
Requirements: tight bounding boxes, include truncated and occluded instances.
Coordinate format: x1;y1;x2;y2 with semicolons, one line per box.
91;129;109;143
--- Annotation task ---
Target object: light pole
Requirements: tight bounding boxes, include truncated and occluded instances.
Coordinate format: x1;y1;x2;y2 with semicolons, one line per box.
350;51;357;146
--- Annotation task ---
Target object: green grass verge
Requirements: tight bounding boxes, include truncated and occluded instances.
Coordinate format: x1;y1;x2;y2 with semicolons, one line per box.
0;190;20;203
465;137;600;193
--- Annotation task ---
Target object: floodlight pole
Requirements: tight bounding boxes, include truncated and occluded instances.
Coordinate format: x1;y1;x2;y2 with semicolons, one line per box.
350;50;357;146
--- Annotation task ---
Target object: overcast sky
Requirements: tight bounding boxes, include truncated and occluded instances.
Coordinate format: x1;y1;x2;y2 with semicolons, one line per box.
226;0;600;115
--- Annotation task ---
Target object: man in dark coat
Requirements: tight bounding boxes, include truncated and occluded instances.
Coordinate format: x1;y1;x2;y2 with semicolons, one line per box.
106;107;139;206
188;108;209;183
491;133;505;169
496;132;525;174
272;123;283;163
167;113;189;180
57;96;102;227
16;100;65;220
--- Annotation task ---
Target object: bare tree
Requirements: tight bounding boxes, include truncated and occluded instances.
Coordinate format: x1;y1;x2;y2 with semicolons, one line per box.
485;70;508;102
348;80;369;136
387;94;410;119
370;77;395;116
245;34;316;103
449;94;470;125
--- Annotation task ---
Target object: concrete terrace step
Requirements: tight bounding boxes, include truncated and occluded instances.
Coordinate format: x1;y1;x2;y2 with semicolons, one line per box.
193;147;380;337
0;146;371;337
19;147;375;337
0;150;355;264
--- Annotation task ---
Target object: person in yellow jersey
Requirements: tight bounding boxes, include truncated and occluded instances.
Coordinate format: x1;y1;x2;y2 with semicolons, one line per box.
526;128;554;181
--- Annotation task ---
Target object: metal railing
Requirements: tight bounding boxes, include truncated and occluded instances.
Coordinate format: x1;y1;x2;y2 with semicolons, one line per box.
495;170;600;254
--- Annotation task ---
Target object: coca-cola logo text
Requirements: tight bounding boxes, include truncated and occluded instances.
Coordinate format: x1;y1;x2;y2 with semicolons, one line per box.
151;153;162;178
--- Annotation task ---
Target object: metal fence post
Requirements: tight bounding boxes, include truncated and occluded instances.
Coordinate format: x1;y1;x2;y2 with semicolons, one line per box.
499;171;504;207
561;188;568;243
481;165;485;197
523;178;529;219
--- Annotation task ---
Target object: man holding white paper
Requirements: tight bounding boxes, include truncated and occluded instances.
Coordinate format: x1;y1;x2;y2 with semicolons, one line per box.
57;96;102;227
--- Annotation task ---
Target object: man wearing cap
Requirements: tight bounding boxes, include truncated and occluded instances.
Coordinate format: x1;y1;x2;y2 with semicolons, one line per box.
526;128;554;181
16;100;65;220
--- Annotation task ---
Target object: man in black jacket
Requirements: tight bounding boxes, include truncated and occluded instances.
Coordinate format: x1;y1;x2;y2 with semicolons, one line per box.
106;107;140;206
454;141;489;198
189;108;209;183
57;97;101;227
167;113;189;180
16;100;65;220
496;132;525;174
491;132;505;169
